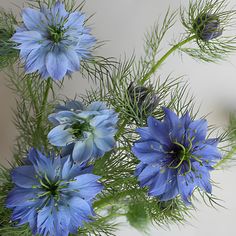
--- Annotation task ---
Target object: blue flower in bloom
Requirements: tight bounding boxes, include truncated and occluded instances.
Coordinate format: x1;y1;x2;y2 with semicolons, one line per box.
48;101;118;163
11;1;95;80
6;148;103;236
132;108;221;204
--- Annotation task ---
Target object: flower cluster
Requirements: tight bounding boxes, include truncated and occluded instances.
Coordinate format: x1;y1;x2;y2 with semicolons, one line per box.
6;148;103;236
132;108;221;204
48;100;118;163
12;1;95;80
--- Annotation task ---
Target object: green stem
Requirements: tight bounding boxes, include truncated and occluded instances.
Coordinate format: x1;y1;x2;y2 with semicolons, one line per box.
27;79;39;115
35;79;51;146
140;35;196;84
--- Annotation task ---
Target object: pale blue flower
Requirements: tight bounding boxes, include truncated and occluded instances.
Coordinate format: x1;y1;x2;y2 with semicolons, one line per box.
12;1;95;80
48;101;118;163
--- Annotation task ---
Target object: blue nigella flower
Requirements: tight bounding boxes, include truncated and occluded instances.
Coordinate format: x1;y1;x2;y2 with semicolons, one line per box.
132;108;221;205
6;148;103;236
11;1;95;80
48;100;118;163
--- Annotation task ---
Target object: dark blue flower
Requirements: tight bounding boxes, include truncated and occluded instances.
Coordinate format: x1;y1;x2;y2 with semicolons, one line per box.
11;1;95;80
6;148;103;236
132;108;221;204
48;101;118;163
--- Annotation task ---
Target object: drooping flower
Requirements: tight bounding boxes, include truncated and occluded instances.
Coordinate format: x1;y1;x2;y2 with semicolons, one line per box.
193;14;222;41
132;108;221;204
11;1;95;80
48;100;118;163
127;82;159;117
6;148;103;236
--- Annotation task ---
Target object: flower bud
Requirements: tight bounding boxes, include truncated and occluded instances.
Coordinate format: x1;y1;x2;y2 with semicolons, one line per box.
193;14;223;41
128;82;159;116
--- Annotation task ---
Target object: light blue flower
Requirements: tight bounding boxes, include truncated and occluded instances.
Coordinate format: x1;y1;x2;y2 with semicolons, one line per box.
11;1;95;80
132;108;221;205
48;101;118;163
6;148;103;236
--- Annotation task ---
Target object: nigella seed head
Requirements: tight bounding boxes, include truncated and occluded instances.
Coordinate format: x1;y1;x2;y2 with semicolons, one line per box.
193;14;223;41
128;82;159;116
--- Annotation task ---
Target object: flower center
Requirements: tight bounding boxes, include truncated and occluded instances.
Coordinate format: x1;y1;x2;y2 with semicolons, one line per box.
48;25;65;43
71;121;93;139
38;175;60;197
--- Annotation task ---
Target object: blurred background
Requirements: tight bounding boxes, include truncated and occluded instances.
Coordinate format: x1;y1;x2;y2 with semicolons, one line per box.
0;0;236;235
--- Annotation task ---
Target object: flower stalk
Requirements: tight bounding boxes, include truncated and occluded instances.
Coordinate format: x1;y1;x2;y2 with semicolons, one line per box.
140;35;196;84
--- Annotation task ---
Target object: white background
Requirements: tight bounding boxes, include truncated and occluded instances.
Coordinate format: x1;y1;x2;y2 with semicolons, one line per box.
0;0;236;235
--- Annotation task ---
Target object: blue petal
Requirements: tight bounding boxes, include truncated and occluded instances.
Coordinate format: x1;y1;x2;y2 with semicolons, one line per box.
132;140;166;164
68;197;93;233
149;168;177;198
28;148;60;181
48;124;74;147
137;164;159;187
37;204;58;236
46;51;68;80
64;12;85;29
163;107;185;143
192;143;221;166
94;136;115;153
177;170;197;205
180;112;192;129
22;8;46;31
11;166;38;188
6;187;37;208
147;116;171;147
24;46;48;73
86;102;107;111
61;156;93;180
136;127;152;140
51;1;68;23
188;119;208;143
72;139;94;163
64;50;81;71
67;174;103;200
12;31;43;47
48;111;78;124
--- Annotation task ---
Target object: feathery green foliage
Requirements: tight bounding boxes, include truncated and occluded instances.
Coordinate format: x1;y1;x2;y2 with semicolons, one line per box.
0;10;18;70
0;0;236;235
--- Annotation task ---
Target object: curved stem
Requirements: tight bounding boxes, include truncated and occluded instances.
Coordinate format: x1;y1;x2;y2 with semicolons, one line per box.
140;35;196;84
35;79;52;148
